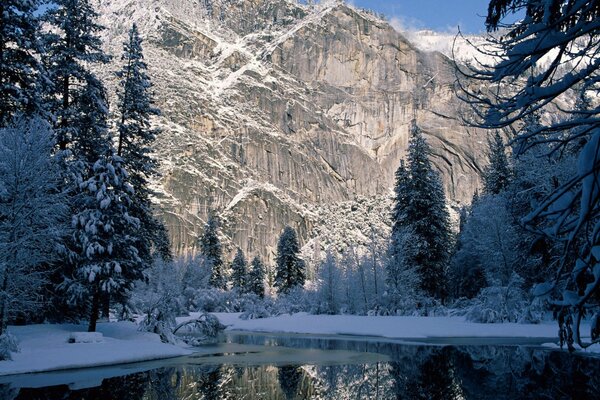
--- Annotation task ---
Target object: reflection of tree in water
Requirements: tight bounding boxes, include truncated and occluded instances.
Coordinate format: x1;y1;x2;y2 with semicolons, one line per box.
407;347;464;400
195;365;224;400
0;385;18;400
145;368;181;400
12;372;147;400
278;365;303;399
521;350;600;399
7;343;600;399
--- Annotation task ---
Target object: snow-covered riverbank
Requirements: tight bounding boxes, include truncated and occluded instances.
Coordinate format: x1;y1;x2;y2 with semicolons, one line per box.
1;313;596;377
210;312;596;344
0;322;192;376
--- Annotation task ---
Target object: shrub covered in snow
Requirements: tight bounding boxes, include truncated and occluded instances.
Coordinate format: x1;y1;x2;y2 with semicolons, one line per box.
0;333;19;361
465;274;530;323
173;313;226;345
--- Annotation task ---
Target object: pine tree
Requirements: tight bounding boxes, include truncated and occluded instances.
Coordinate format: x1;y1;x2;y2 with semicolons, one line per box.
230;248;247;292
0;117;67;335
200;214;226;290
391;120;452;301
116;24;170;264
248;256;266;298
275;226;305;294
482;131;511;195
66;148;142;332
44;0;110;150
0;0;46;125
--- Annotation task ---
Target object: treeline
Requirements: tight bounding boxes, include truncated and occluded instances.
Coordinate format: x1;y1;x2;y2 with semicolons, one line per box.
0;0;170;346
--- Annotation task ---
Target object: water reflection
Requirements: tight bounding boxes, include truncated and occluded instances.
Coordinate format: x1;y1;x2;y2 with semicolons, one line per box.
3;335;600;399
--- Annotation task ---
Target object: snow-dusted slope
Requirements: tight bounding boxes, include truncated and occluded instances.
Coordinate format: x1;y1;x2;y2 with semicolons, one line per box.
95;0;489;262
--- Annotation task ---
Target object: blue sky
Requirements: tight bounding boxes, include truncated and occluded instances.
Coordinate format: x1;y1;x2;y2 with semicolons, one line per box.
351;0;490;34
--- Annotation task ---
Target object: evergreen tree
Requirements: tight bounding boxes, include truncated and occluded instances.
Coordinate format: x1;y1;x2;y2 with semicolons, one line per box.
44;0;110;150
482;131;511;195
116;24;170;263
200;214;226;290
391;120;452;300
65;148;142;332
248;256;266;298
0;117;67;335
0;0;46;125
275;226;305;294
230;248;247;292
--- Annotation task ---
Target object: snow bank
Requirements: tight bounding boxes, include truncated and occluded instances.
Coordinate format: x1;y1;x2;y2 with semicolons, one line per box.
209;312;591;342
0;322;192;376
68;332;104;344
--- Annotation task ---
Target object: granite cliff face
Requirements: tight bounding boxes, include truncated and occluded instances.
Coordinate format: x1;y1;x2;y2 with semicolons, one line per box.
96;0;487;264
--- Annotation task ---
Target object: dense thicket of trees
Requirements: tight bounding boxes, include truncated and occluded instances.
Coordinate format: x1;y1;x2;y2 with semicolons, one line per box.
0;0;171;335
457;0;600;345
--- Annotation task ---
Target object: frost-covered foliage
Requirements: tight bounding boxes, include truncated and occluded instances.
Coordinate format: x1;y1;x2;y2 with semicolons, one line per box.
459;0;600;346
0;117;67;334
315;250;342;314
275;226;306;294
0;333;19;361
465;273;529;323
461;195;519;286
173;313;225;344
385;227;422;315
134;260;185;343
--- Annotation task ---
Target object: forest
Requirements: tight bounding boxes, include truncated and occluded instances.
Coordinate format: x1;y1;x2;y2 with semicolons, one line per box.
0;0;599;364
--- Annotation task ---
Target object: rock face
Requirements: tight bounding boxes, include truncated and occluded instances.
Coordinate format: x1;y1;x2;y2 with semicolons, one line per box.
97;0;487;263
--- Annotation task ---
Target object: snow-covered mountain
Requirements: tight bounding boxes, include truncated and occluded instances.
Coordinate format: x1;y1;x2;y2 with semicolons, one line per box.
95;0;489;263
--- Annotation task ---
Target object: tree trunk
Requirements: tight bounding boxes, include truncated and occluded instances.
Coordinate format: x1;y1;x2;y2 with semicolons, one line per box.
88;289;100;332
0;272;8;336
101;293;110;320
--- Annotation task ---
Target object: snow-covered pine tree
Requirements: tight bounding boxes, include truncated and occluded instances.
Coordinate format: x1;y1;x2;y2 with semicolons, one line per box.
482;131;511;195
67;146;142;332
0;0;46;125
275;226;306;294
248;256;266;298
230;248;247;292
200;214;227;290
393;120;452;301
115;24;170;264
43;0;110;151
0;117;67;335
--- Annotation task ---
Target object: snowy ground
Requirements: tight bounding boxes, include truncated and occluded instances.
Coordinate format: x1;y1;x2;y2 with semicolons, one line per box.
0;322;192;376
208;312;594;345
1;313;596;378
210;313;562;339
